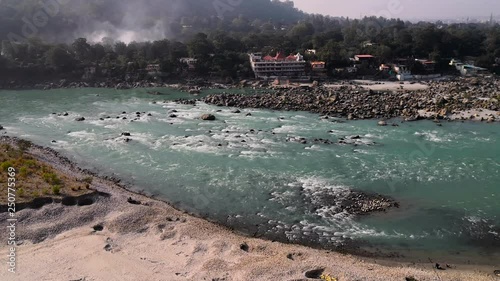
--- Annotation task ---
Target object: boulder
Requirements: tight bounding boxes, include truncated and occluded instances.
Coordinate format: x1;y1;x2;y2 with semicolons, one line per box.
305;268;325;279
240;243;249;252
438;108;448;117
378;120;387;126
127;197;141;205
75;117;85;122
201;114;216;121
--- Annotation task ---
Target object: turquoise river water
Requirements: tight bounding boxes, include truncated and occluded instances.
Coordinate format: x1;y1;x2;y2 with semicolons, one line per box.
0;88;499;263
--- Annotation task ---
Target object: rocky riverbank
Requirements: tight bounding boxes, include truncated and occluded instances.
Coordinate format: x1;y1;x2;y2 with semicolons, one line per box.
203;77;500;122
0;137;498;281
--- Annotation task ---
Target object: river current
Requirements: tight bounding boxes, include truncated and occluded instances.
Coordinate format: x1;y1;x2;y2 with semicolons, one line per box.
1;88;499;263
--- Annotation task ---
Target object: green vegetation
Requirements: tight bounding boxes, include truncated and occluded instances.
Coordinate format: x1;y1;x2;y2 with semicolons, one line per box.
42;172;61;185
52;185;61;195
0;141;92;204
0;161;14;171
0;1;499;80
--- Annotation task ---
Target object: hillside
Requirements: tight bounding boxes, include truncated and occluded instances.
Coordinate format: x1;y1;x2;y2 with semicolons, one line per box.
0;0;304;43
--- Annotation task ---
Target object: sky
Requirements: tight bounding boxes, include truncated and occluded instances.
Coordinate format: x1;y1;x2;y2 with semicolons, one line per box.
292;0;499;20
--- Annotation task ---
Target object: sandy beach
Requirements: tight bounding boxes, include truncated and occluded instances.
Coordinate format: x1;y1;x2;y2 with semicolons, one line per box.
324;80;430;92
0;138;499;281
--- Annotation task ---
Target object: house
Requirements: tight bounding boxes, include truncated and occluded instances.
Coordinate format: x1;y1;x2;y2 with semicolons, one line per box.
353;55;376;69
450;59;488;76
305;49;317;55
362;41;378;48
310;61;327;78
146;64;161;74
179;58;197;70
354;54;375;62
379;64;391;72
415;59;436;72
311;61;326;70
393;65;412;81
249;52;307;79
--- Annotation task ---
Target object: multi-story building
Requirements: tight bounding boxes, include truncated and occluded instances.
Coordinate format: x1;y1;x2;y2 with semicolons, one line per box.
249;52;306;79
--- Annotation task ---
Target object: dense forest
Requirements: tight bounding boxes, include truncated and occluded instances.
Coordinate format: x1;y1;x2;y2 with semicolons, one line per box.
1;0;499;82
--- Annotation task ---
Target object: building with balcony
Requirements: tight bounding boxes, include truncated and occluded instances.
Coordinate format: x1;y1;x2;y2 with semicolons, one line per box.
249;52;306;79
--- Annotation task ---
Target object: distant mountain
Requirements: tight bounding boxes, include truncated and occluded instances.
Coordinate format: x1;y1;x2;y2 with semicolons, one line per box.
0;0;305;43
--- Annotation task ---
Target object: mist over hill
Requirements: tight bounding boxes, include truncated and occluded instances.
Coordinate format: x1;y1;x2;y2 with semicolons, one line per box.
0;0;304;43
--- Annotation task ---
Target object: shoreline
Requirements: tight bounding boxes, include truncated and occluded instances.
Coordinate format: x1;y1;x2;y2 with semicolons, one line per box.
2;77;499;123
0;137;499;280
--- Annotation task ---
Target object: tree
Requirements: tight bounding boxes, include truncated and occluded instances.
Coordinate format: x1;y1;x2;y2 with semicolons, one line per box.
72;38;92;62
187;33;214;59
45;46;74;71
114;42;127;56
91;44;106;62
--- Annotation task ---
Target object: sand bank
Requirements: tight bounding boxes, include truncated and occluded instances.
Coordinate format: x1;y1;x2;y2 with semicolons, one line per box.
0;139;498;281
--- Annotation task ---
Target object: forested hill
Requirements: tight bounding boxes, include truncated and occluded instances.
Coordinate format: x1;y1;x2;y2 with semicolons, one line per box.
0;0;304;43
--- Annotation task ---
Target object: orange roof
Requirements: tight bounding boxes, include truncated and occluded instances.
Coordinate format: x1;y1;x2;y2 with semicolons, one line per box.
355;54;375;58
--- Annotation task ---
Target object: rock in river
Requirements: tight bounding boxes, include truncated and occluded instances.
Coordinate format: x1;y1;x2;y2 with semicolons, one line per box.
201;114;216;121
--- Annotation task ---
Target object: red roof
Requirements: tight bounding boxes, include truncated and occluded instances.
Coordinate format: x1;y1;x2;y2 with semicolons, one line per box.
285;55;297;61
263;55;274;61
275;52;286;60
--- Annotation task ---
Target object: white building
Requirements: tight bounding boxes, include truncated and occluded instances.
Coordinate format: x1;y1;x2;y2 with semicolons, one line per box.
249;52;306;79
450;59;488;76
393;65;411;81
305;49;317;55
179;58;198;70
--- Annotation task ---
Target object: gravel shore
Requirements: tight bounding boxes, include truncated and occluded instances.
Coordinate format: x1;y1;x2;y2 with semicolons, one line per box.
0;137;498;281
203;77;500;122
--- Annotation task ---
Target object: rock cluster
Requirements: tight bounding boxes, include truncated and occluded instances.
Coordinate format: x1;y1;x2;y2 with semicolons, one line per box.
203;77;500;121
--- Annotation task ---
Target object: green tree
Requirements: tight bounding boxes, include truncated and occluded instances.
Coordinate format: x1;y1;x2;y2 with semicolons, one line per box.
45;46;74;71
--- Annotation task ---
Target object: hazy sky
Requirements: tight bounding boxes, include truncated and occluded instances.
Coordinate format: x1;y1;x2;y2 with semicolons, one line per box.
292;0;498;19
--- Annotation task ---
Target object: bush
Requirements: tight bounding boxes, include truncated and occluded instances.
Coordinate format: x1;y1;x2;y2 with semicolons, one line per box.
17;188;25;197
82;177;93;184
23;160;38;168
32;191;40;198
52;185;61;195
0;161;13;171
1;144;13;152
42;172;61;185
19;167;29;177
